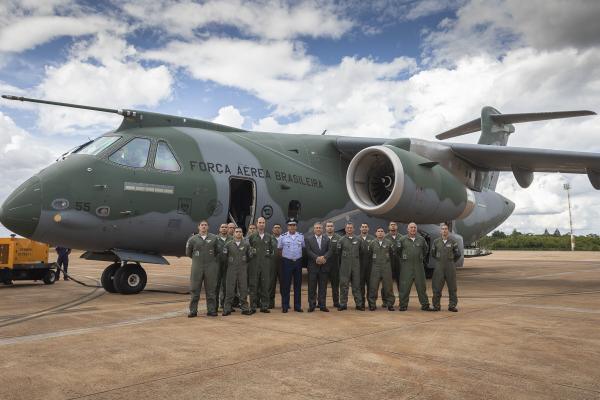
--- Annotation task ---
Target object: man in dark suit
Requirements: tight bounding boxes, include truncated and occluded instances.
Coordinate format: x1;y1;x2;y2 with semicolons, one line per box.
305;222;332;312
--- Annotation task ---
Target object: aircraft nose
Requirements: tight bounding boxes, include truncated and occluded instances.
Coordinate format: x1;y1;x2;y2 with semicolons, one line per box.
0;176;42;238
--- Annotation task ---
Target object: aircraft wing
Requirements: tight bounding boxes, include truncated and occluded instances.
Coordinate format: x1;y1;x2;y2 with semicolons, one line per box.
449;143;600;188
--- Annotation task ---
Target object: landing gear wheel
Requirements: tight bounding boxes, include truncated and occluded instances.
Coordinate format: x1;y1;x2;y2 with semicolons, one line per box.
43;269;57;284
101;263;121;293
113;263;147;294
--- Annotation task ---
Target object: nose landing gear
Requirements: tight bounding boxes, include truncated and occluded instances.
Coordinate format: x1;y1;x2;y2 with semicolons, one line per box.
100;262;147;294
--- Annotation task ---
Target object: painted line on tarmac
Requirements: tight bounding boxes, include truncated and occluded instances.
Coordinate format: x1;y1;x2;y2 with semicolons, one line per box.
0;309;186;346
507;303;600;314
147;283;187;288
525;268;600;279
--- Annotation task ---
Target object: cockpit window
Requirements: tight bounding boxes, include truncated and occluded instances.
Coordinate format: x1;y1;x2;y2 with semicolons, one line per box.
154;141;180;172
109;138;151;168
76;136;121;155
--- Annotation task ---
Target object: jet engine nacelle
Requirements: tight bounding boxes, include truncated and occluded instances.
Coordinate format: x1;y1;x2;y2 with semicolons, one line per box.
346;145;475;223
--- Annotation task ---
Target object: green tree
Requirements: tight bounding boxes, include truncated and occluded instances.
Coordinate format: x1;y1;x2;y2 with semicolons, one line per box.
491;230;506;239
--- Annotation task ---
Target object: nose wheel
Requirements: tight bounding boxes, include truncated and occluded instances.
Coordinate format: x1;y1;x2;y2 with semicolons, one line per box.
101;262;147;294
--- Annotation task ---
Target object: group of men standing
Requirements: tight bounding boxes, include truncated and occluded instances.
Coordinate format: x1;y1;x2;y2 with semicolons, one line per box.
186;217;461;318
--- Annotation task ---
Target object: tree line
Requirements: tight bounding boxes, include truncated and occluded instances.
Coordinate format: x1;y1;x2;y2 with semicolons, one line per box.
478;230;600;251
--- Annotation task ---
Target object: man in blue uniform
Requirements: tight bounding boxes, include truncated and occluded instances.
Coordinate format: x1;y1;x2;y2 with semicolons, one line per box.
55;246;71;280
278;218;305;313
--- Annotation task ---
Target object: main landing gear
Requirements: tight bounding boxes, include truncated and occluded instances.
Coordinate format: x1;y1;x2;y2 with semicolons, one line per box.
101;262;147;294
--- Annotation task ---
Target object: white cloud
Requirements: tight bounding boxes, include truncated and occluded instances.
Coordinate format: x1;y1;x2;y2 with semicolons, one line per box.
0;15;122;53
405;0;460;20
212;105;245;128
122;0;353;40
0;112;56;219
0;1;127;53
144;38;313;96
35;34;173;134
422;0;600;65
495;173;599;235
145;39;415;135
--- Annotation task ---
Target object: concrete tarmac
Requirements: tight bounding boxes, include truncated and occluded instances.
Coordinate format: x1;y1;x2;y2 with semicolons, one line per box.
1;251;599;400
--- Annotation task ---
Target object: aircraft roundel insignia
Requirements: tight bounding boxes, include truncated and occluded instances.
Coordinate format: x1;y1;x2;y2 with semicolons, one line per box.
261;205;273;219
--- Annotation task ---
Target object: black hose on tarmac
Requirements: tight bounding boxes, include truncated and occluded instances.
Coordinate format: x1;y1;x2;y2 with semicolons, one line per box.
55;264;189;295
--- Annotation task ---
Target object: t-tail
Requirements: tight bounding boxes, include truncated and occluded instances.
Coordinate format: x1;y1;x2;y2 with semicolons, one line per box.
435;107;596;191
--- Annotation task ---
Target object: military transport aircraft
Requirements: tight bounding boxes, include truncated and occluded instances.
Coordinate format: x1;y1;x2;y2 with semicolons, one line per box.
1;95;598;294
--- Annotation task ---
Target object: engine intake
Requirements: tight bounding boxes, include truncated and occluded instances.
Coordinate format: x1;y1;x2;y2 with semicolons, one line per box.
346;145;475;223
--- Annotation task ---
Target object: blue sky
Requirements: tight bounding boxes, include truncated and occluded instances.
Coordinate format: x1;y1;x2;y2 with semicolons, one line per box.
1;0;600;237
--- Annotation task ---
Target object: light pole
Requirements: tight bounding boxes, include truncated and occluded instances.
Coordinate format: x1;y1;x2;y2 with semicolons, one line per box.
563;183;575;251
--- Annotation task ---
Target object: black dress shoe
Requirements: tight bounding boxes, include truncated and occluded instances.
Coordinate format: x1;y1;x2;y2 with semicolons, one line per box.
242;310;253;315
222;311;231;316
260;308;270;313
294;308;304;313
337;305;347;311
356;306;365;311
207;311;218;317
398;307;407;312
421;305;433;312
448;306;458;312
308;307;315;313
432;307;441;312
319;307;330;312
333;303;340;308
187;311;197;318
368;305;376;311
387;306;395;311
282;308;288;313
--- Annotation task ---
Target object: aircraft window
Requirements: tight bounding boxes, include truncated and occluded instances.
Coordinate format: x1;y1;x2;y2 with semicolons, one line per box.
154;141;180;171
109;138;151;168
76;136;120;155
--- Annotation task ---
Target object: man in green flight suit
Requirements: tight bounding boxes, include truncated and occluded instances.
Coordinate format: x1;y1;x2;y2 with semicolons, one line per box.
269;223;282;309
385;221;402;306
248;217;278;313
358;223;375;305
215;223;230;310
431;223;461;312
186;220;220;317
398;222;433;312
222;227;253;316
367;227;396;311
325;221;342;308
337;222;365;311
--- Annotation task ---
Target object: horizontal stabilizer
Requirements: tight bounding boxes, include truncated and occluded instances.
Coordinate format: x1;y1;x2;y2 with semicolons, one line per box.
436;110;596;140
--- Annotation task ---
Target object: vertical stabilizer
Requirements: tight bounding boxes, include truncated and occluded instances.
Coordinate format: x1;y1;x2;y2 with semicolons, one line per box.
477;107;515;189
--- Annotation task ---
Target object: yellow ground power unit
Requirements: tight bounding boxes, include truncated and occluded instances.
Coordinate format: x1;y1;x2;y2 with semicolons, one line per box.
0;236;57;285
